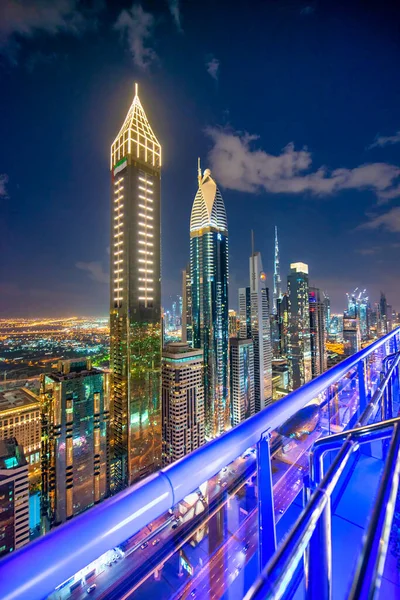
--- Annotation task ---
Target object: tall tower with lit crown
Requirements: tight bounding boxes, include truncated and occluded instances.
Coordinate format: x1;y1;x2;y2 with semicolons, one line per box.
109;84;162;491
273;226;282;315
190;161;229;438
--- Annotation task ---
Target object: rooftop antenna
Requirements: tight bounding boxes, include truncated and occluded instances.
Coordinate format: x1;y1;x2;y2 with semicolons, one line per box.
197;157;202;186
251;229;256;290
135;82;138;97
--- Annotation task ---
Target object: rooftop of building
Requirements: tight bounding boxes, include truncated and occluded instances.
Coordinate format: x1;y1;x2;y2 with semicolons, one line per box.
0;437;27;470
0;388;40;414
45;358;104;383
163;342;203;360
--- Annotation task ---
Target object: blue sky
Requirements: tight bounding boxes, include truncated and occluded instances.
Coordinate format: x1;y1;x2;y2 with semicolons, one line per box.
1;0;400;317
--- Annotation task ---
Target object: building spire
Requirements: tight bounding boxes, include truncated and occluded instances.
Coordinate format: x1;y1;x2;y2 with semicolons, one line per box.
197;157;202;186
273;225;282;315
134;82;138;98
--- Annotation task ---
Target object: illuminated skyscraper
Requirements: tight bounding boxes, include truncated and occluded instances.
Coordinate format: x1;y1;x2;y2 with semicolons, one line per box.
238;287;252;339
250;249;273;411
380;292;388;335
182;265;193;346
273;226;282;315
323;292;331;334
309;288;327;378
230;338;254;426
190;163;229;438
41;359;109;528
343;317;361;356
287;263;312;390
228;310;238;337
109;84;162;490
161;343;205;465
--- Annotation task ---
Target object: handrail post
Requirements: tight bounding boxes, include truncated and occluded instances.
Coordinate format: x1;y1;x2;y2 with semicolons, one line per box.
357;358;367;415
257;431;276;571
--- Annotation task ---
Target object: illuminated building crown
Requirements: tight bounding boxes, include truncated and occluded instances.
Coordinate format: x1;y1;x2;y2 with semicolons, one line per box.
190;161;227;233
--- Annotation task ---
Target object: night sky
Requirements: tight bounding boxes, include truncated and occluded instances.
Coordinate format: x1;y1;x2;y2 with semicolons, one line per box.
1;0;400;317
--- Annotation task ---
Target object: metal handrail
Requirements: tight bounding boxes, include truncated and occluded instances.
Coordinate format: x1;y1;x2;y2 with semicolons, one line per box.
0;328;399;600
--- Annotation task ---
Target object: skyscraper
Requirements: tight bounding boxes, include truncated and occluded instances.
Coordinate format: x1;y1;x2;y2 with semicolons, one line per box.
287;263;312;390
380;292;388;335
309;288;327;378
273;226;282;316
41;359;109;529
181;265;193;346
0;438;29;558
190;164;229;438
277;293;289;356
250;249;273;411
343;316;361;356
109;84;162;490
323;292;331;335
228;310;238;337
161;343;205;465
229;338;255;426
238;287;252;339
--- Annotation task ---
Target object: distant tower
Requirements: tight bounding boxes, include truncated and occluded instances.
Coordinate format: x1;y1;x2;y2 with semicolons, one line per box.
230;338;255;426
181;265;193;346
238;287;252;339
109;84;162;491
380;292;388;335
161;343;205;465
250;237;273;411
273;226;282;316
190;162;229;438
287;263;312;390
309;288;327;378
323;292;331;335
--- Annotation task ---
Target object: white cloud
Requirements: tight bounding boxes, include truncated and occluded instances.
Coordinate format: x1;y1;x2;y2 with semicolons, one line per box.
167;0;182;32
76;261;109;283
114;3;157;70
0;0;100;53
0;174;8;198
358;207;400;233
206;56;220;81
368;130;400;149
206;128;400;199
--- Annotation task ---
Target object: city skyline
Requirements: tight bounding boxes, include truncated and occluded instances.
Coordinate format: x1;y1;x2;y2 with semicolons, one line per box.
1;1;400;318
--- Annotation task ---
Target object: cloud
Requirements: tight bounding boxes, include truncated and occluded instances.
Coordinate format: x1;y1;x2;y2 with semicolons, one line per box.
0;0;101;56
206;56;220;81
0;174;8;198
167;0;182;32
355;247;381;256
206;128;400;199
114;3;157;70
358;207;400;233
76;261;109;283
368;130;400;149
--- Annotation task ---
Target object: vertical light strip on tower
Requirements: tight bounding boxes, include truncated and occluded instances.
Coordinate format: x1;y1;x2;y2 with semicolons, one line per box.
110;84;162;491
273;225;282;316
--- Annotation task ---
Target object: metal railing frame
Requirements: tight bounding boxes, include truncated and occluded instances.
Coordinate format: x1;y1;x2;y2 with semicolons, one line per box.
0;328;399;600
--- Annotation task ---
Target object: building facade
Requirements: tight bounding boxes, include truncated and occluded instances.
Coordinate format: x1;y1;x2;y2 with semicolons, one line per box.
309;287;327;378
250;251;273;411
109;85;162;490
273;225;282;316
229;310;238;337
161;343;205;465
343;317;361;356
181;265;193;346
41;359;109;528
0;388;41;473
229;338;255;426
190;164;229;438
238;287;252;339
0;438;29;558
287;263;312;390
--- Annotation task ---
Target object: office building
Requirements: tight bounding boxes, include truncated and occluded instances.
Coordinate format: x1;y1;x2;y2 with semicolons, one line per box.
379;292;388;335
309;288;327;378
190;163;229;438
0;388;41;474
273;226;282;316
238;287;252;339
161;343;205;465
109;84;162;489
0;438;29;558
323;292;331;334
41;359;110;528
182;265;193;346
229;338;255;426
250;250;273;411
343;317;361;356
277;294;289;356
287;263;312;390
229;310;238;337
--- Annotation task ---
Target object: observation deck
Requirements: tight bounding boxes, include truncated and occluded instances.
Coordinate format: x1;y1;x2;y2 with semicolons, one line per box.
1;328;400;600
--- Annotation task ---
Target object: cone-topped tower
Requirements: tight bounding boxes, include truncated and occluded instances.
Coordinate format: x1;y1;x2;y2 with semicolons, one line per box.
190;163;230;438
110;84;162;492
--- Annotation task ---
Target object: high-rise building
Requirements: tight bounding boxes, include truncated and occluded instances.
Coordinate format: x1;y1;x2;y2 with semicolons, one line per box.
238;287;252;339
182;265;193;346
190;164;229;438
309;288;327;378
161;343;205;465
287;263;312;390
323;292;331;335
250;250;273;411
41;359;110;529
0;388;41;476
277;293;289;357
273;226;282;316
228;310;238;337
229;338;255;426
0;438;29;558
380;292;388;335
387;305;393;332
109;84;162;490
343;316;361;356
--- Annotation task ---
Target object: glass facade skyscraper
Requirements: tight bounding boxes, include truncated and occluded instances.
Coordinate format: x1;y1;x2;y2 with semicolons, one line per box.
190;165;229;438
309;287;327;378
273;225;282;316
229;338;255;426
287;263;312;390
109;85;162;490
